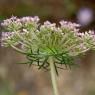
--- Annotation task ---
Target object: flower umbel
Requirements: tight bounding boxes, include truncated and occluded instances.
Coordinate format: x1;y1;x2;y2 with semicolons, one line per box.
1;16;95;74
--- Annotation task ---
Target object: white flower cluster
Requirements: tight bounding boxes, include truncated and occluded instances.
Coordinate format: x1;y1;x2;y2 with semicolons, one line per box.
1;16;95;57
60;20;80;30
1;31;20;47
1;16;39;32
1;16;22;31
1;32;14;40
77;30;95;49
21;16;39;23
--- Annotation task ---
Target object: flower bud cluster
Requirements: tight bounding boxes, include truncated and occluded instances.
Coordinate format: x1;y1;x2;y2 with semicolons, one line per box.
1;16;95;69
1;16;22;31
1;16;39;32
60;20;80;31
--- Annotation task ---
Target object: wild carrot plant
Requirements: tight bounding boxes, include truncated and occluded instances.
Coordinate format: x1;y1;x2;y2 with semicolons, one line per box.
1;16;95;95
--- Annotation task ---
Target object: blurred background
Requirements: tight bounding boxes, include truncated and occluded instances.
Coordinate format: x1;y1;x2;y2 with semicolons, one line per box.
0;0;95;95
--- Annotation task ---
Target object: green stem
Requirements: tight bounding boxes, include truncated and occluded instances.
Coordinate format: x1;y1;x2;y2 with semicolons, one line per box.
49;57;59;95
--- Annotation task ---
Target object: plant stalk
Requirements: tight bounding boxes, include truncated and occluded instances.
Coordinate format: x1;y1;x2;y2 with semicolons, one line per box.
49;57;59;95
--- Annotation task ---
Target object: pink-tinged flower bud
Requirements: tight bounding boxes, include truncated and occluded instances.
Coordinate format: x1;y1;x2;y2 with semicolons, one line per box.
21;16;39;23
59;20;80;30
41;21;56;31
77;32;84;37
33;16;40;22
